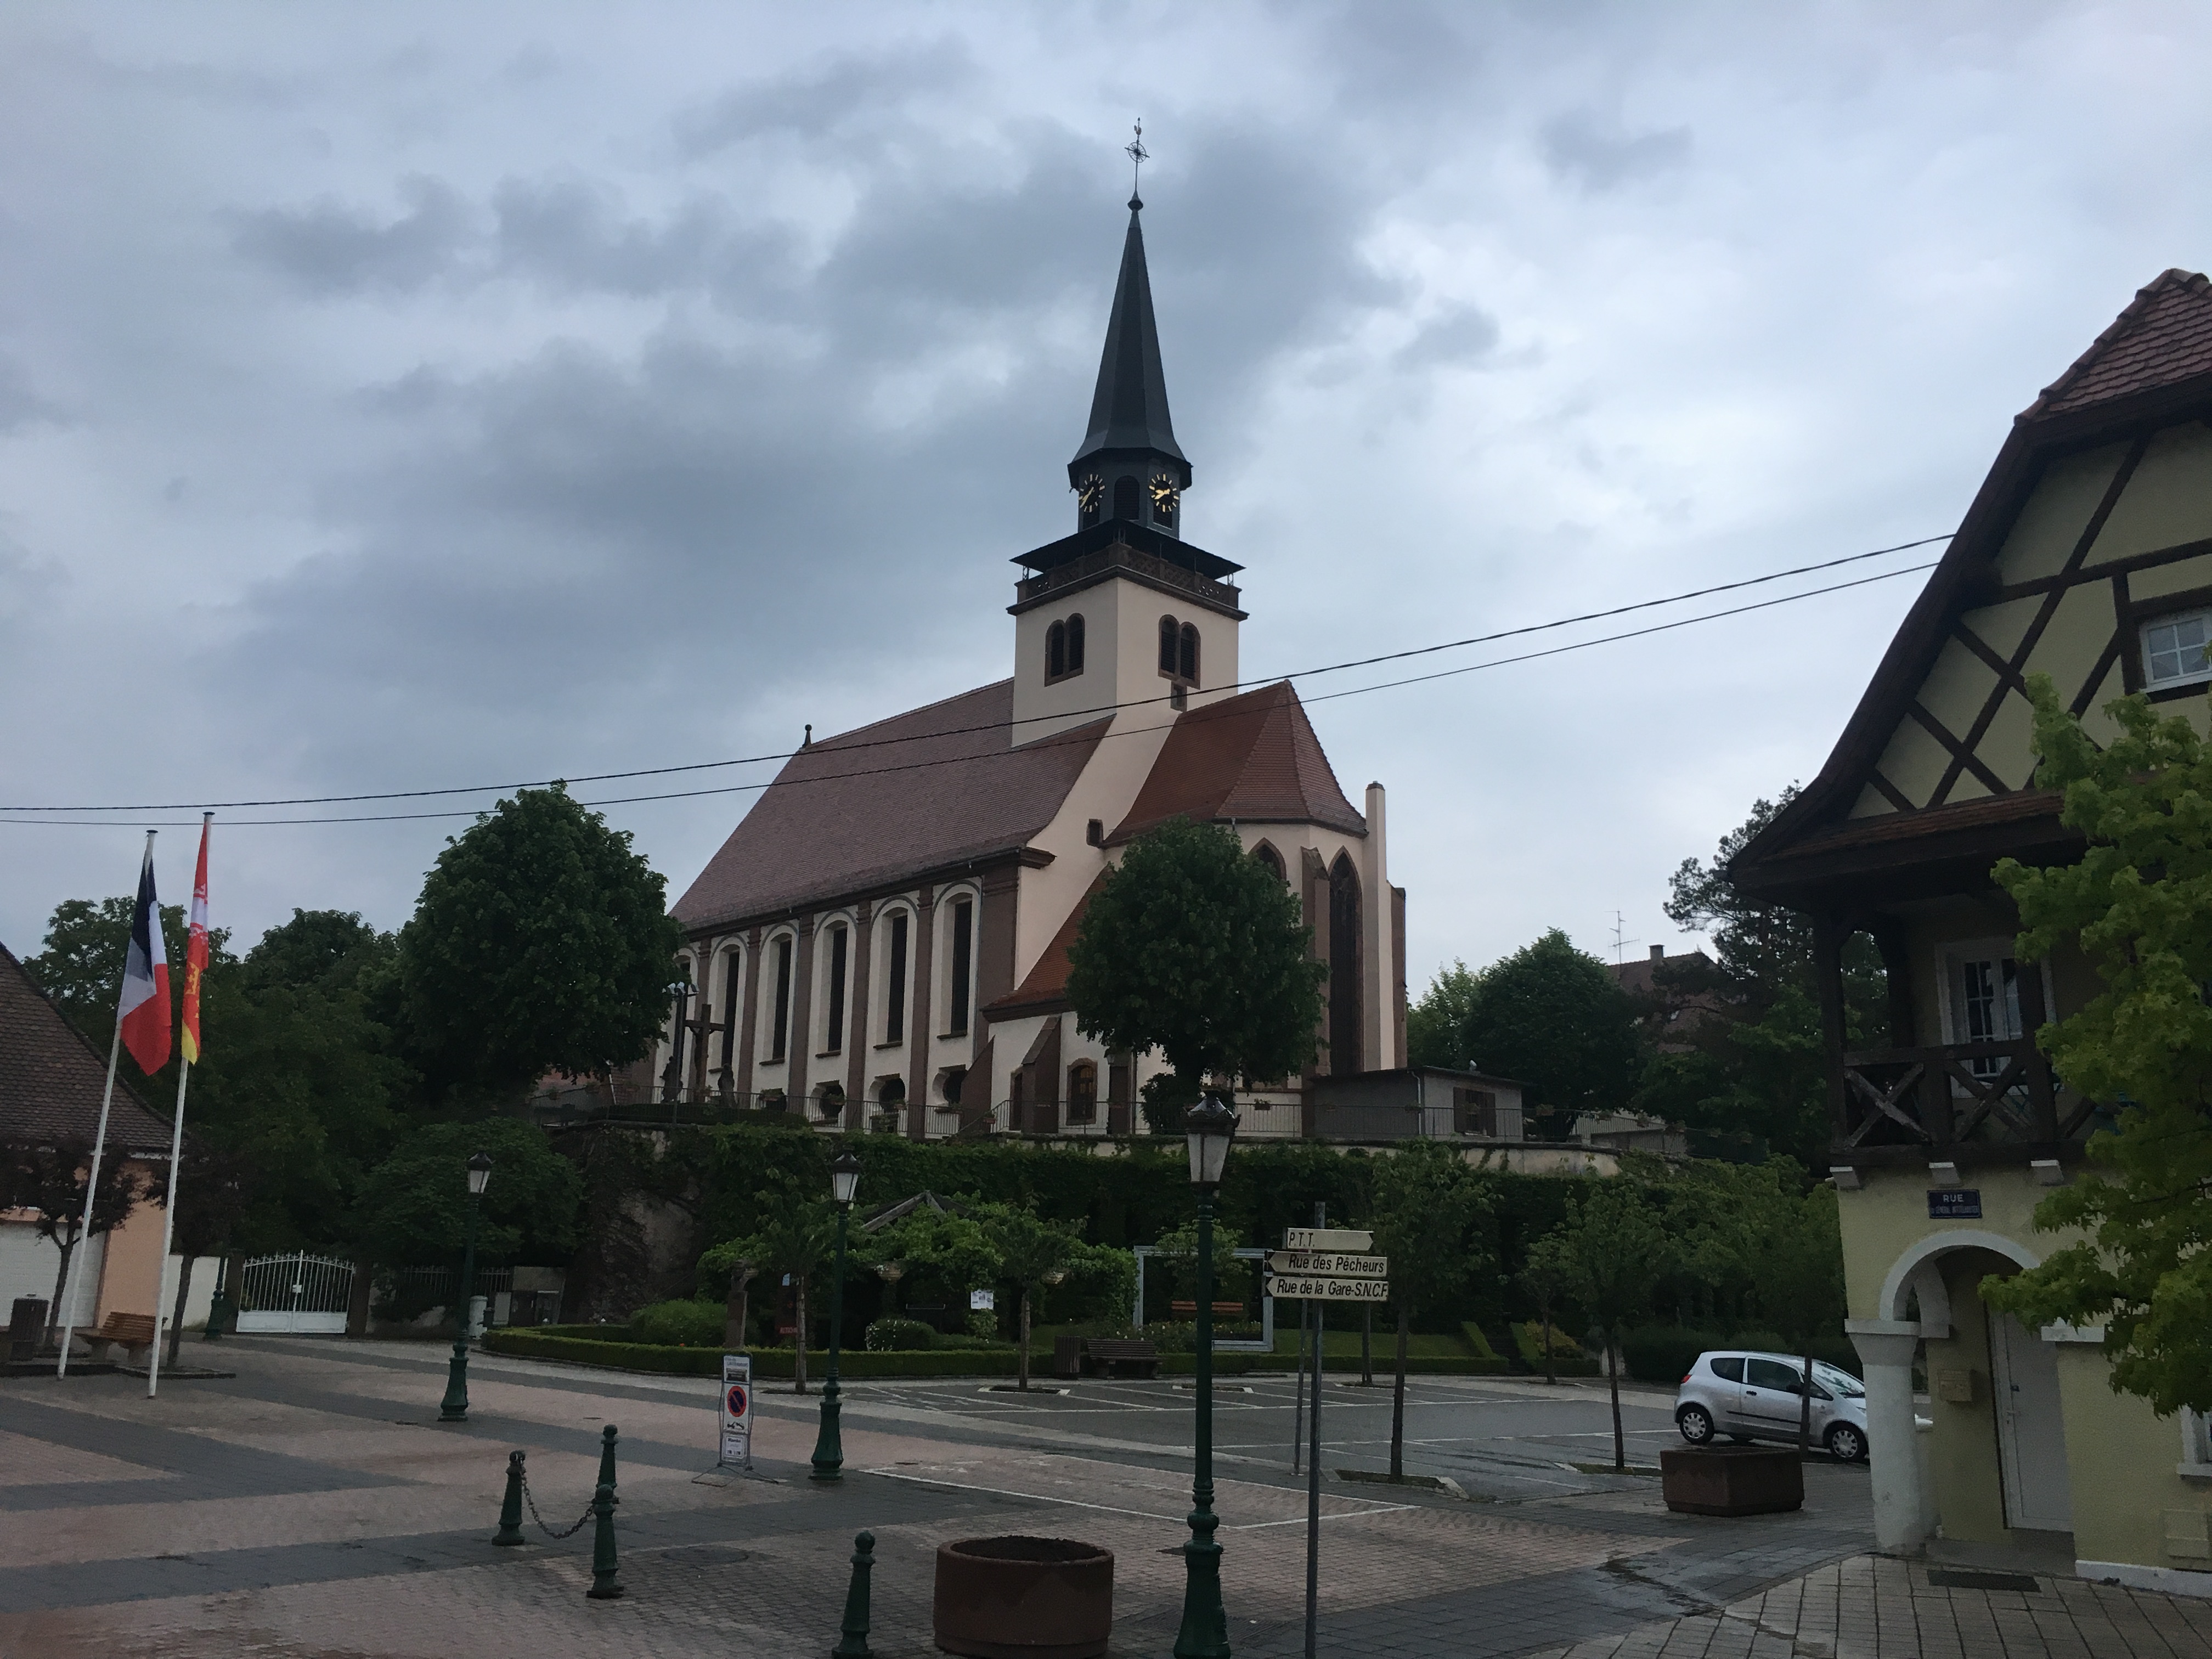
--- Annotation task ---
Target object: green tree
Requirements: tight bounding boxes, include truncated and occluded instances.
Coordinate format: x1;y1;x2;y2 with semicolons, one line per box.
975;1202;1092;1391
1759;1186;1848;1452
1066;817;1327;1135
1980;676;2212;1414
1150;1215;1248;1306
351;1118;583;1273
1413;930;1641;1139
24;896;225;1045
1519;1232;1575;1387
1404;960;1480;1069
0;1136;155;1345
1369;1141;1493;1476
1548;1180;1672;1470
240;909;395;995
702;1174;840;1393
159;1145;253;1367
1638;794;1891;1166
394;786;684;1098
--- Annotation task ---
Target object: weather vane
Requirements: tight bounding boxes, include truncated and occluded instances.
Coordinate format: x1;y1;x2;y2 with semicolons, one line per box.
1126;119;1148;205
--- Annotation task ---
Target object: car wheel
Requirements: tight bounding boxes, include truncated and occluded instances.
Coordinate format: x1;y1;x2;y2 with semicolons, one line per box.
1677;1404;1715;1444
1825;1422;1867;1463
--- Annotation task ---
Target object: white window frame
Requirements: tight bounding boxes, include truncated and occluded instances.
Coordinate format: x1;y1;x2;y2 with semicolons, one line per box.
2182;1409;2212;1480
2141;606;2212;692
1936;938;2053;1091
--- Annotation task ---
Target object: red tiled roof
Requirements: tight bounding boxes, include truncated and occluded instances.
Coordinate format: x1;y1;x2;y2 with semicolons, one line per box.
0;941;173;1150
1108;680;1365;845
984;872;1109;1016
673;680;1109;932
2023;268;2212;420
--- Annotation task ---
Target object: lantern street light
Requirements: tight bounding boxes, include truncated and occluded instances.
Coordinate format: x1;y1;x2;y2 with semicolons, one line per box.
438;1151;494;1423
810;1148;864;1481
1174;1093;1238;1659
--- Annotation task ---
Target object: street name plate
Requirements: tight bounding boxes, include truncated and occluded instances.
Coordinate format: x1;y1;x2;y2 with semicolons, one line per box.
1264;1273;1391;1303
1283;1227;1373;1252
1265;1250;1386;1277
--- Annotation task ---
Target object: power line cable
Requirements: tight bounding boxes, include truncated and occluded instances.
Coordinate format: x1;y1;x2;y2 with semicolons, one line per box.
0;555;1939;830
0;532;1949;815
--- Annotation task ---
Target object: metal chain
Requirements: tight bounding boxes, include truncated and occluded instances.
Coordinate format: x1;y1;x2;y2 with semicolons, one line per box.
519;1470;596;1540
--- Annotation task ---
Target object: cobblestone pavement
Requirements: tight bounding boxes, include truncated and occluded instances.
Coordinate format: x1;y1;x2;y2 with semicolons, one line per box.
1530;1554;2212;1658
0;1339;2198;1657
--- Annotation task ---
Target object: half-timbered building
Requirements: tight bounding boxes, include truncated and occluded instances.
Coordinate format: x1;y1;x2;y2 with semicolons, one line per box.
642;195;1424;1143
1732;268;2212;1590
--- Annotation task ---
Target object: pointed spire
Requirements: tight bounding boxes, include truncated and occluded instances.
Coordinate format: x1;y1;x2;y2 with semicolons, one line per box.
1071;199;1186;467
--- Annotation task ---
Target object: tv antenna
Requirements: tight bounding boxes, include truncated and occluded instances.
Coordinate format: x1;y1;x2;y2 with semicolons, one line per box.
1610;910;1639;966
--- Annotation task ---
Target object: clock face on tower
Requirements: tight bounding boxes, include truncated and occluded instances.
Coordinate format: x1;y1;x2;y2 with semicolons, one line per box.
1148;474;1180;521
1076;475;1104;515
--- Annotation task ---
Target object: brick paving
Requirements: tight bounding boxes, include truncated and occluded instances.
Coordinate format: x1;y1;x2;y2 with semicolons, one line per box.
0;1340;2203;1657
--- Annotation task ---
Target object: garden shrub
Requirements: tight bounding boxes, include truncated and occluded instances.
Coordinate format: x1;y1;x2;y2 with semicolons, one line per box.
864;1317;935;1352
1460;1323;1498;1359
629;1299;725;1348
1512;1319;1584;1361
1622;1325;1718;1383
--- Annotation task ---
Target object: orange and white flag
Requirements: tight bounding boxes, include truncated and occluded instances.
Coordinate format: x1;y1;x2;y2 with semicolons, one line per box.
179;814;211;1064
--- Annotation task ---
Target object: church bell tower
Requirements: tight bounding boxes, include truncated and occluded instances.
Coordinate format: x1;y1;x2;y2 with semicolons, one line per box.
1066;192;1192;537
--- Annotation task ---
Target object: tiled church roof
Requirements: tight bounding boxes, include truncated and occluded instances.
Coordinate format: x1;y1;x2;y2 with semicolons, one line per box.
1108;680;1366;845
0;941;172;1149
672;680;1108;931
2022;268;2212;421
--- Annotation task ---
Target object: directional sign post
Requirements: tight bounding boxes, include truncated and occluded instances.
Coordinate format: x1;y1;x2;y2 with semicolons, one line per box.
1263;1273;1391;1303
1283;1227;1372;1253
719;1352;753;1471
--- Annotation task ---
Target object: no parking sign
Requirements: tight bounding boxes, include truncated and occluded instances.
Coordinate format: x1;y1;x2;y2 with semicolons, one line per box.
720;1353;753;1470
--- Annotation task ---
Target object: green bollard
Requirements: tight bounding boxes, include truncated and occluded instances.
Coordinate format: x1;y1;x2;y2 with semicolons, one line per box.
832;1531;874;1658
493;1450;526;1545
596;1423;619;1493
586;1482;623;1599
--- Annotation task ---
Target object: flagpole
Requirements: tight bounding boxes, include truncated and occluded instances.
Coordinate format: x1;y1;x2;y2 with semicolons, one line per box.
147;1052;191;1398
149;811;210;1400
56;830;154;1380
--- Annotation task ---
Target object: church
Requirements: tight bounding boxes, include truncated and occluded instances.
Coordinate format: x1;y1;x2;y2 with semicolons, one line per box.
650;190;1425;1142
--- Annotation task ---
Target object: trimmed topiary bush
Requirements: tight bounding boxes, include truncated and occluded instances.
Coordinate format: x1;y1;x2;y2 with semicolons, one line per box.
865;1317;936;1352
629;1299;725;1348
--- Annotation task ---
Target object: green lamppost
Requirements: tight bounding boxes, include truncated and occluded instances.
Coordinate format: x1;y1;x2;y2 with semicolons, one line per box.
809;1147;864;1481
1175;1093;1239;1659
437;1150;494;1423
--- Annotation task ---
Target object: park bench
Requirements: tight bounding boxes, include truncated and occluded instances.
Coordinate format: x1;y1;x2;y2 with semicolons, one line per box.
1081;1338;1160;1379
1169;1301;1246;1320
76;1312;156;1367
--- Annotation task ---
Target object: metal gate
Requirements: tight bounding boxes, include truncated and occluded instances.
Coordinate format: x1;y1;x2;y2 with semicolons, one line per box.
235;1252;356;1334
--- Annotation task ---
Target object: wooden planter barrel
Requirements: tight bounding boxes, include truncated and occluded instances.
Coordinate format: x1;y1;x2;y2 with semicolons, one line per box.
933;1536;1114;1659
1660;1446;1804;1516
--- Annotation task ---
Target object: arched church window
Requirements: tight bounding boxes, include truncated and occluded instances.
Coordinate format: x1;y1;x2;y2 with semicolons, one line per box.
1046;620;1066;680
1159;616;1179;675
1113;475;1140;521
1252;844;1285;881
1066;1061;1098;1125
1178;623;1199;684
1066;614;1085;674
1329;853;1363;1075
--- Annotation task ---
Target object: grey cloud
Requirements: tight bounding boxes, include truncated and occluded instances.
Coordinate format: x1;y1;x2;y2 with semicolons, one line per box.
0;355;64;431
1396;306;1501;370
674;38;977;155
1540;109;1691;191
231;174;473;295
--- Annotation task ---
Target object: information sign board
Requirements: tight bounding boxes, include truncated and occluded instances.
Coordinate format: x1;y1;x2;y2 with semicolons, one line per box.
1283;1227;1373;1253
1265;1250;1386;1278
1927;1189;1983;1220
719;1352;753;1469
1263;1272;1392;1303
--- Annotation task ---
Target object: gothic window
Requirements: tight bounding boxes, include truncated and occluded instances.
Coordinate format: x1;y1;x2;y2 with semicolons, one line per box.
719;949;742;1080
1066;1061;1098;1124
823;922;849;1054
1178;623;1199;684
884;912;909;1045
1329;853;1363;1075
948;898;974;1035
1113;475;1140;521
1047;620;1066;680
1159;616;1178;674
1066;613;1085;674
769;935;794;1062
1252;843;1285;881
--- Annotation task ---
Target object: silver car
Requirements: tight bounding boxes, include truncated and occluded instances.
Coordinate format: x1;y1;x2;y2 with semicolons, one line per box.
1674;1350;1869;1462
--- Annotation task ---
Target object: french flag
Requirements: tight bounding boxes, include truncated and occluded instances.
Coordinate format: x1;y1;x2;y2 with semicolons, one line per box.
119;840;172;1075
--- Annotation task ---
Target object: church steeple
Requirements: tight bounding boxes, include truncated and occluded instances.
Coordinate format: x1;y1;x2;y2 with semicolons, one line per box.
1069;187;1191;538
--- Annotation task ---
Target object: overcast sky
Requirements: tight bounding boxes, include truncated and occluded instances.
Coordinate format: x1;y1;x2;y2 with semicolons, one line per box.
3;2;2208;991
